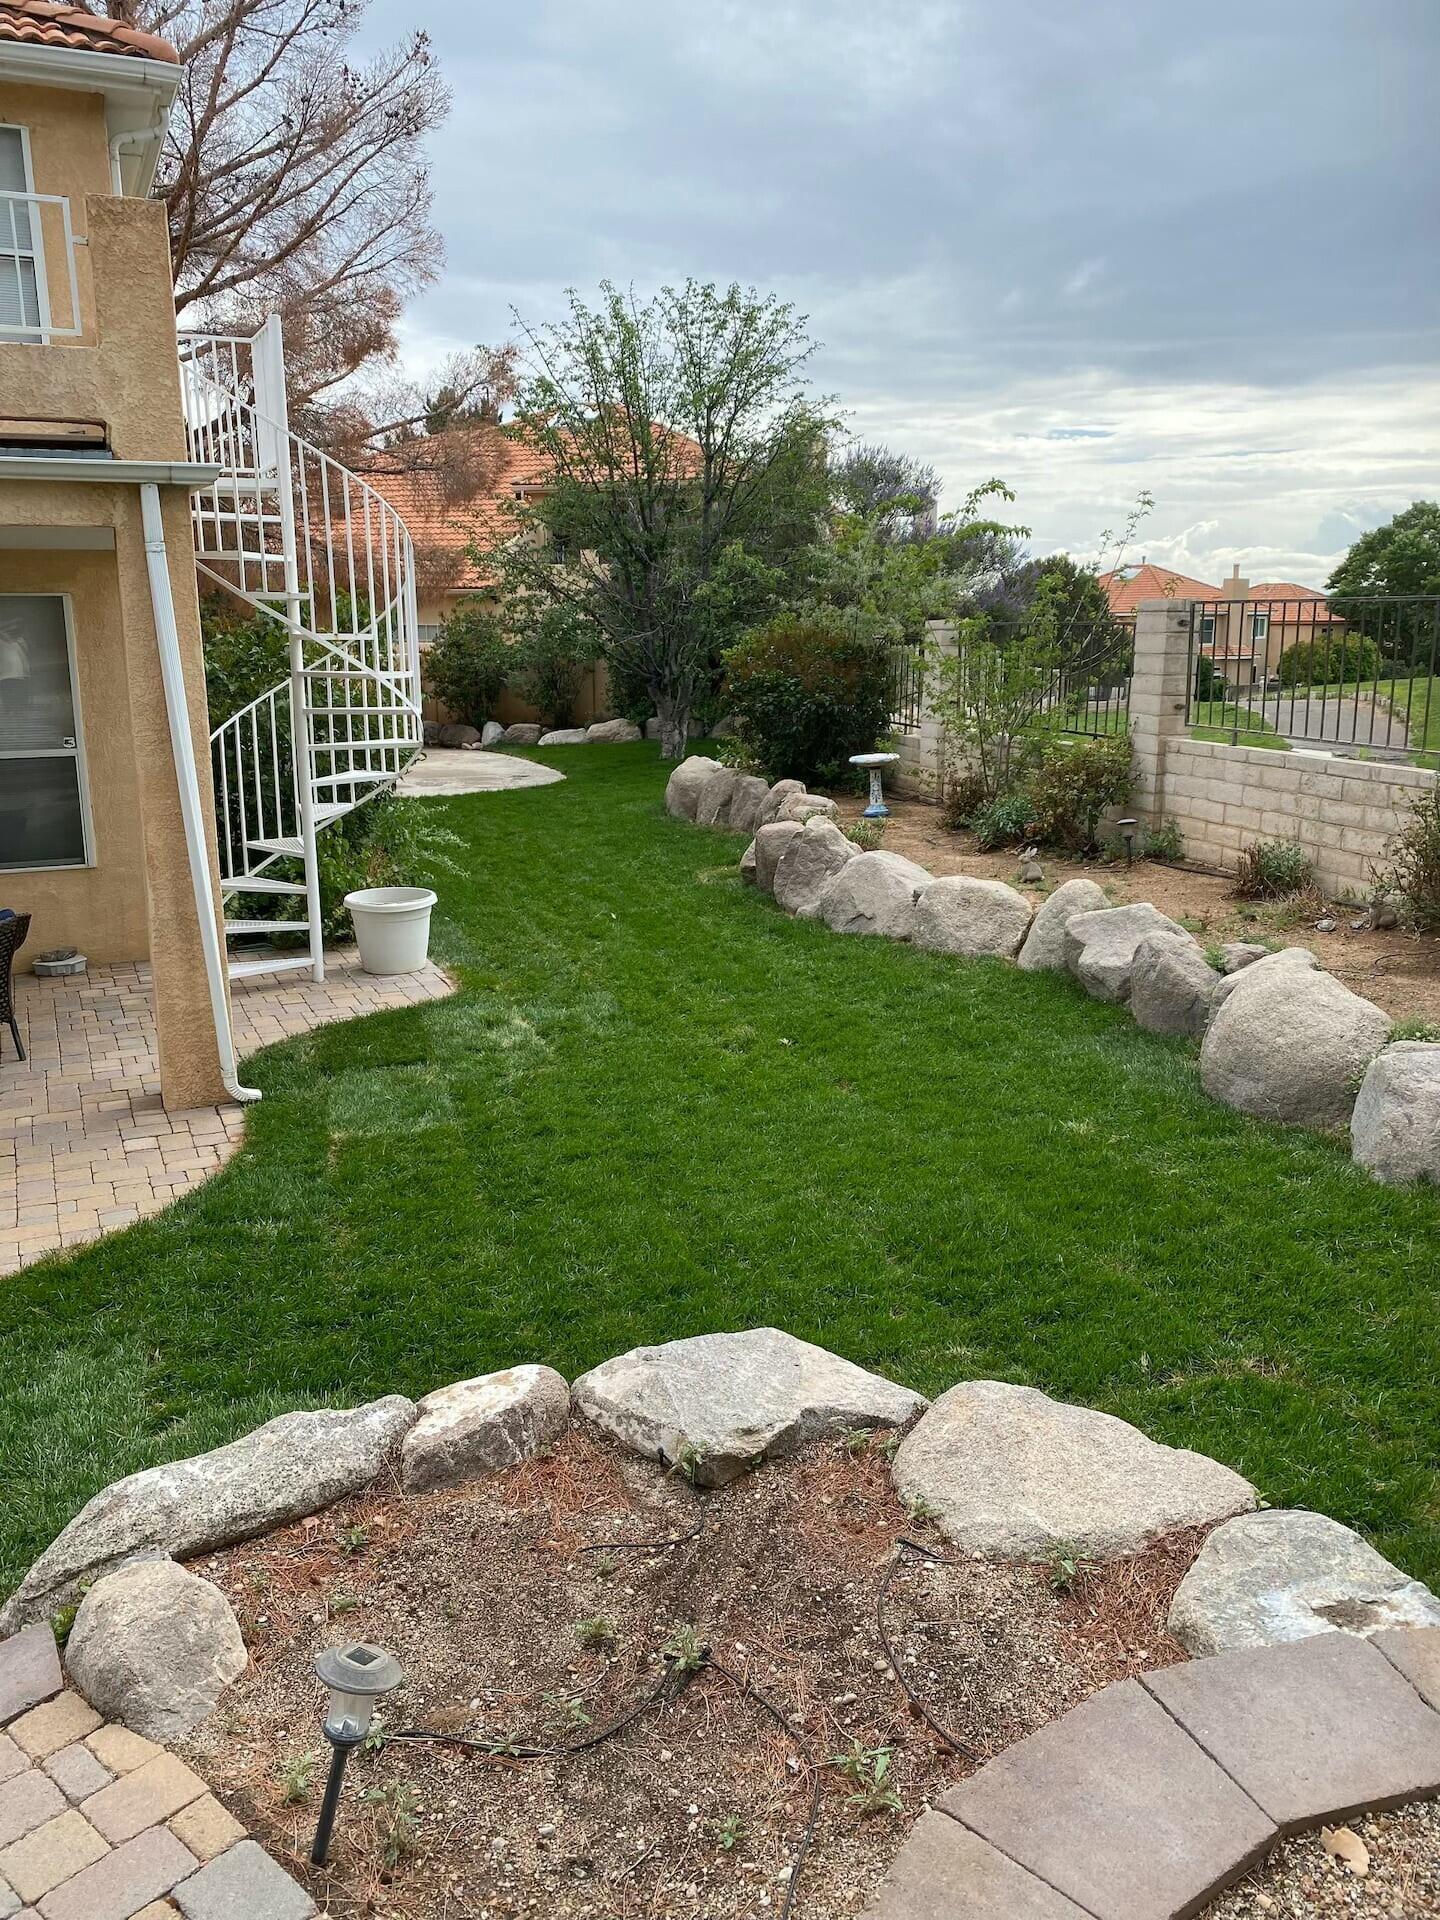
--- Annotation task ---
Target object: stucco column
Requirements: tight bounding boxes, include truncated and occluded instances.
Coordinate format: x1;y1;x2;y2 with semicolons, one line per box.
115;486;233;1109
1129;598;1192;827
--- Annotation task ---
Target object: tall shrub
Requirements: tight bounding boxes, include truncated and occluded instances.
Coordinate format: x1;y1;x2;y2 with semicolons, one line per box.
515;602;602;728
722;614;892;782
1025;734;1133;853
426;599;510;725
1380;788;1440;932
1277;633;1382;687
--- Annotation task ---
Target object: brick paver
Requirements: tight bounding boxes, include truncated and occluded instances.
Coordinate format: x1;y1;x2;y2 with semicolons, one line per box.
0;1740;24;1789
41;1745;110;1804
0;1632;61;1729
9;1699;99;1765
165;1799;243;1866
82;1757;208;1847
0;1809;107;1903
1374;1622;1440;1710
859;1809;1087;1918
1142;1630;1440;1831
35;1824;196;1920
84;1729;161;1778
938;1678;1277;1920
1;956;455;1275
0;1775;65;1851
169;1840;315;1920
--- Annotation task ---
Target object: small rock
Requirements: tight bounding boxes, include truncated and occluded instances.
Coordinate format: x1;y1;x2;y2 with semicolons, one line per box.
891;1380;1255;1560
772;819;858;918
1219;941;1269;974
1063;903;1197;1004
1016;878;1109;973
663;755;724;821
815;851;932;937
1351;1042;1440;1185
64;1559;246;1742
644;716;663;741
753;821;804;896
422;721;443;747
1168;1509;1440;1654
911;876;1032;959
400;1366;570;1494
573;1328;926;1486
585;718;642;744
1314;916;1338;933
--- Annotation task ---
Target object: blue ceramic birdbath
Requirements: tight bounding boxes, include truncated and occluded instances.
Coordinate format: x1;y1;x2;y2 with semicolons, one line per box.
850;751;900;818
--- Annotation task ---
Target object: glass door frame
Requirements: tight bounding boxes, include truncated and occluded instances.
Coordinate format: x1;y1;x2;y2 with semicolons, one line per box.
0;122;53;344
0;591;95;871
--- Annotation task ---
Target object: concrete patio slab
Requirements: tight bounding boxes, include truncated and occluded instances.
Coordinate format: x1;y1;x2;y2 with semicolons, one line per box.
396;747;564;795
939;1678;1276;1920
862;1810;1090;1918
1142;1631;1440;1831
1;954;454;1276
1373;1623;1440;1711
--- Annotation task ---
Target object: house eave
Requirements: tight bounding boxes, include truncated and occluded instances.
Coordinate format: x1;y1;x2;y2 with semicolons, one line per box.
0;455;221;485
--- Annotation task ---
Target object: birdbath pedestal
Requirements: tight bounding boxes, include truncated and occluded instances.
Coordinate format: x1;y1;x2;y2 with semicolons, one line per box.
850;751;901;819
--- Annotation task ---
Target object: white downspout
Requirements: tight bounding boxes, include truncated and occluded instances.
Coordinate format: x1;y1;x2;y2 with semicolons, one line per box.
139;482;261;1104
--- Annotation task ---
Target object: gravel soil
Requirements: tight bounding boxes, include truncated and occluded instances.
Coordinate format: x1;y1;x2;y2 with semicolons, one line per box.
826;791;1440;1027
179;1425;1201;1919
1203;1799;1440;1917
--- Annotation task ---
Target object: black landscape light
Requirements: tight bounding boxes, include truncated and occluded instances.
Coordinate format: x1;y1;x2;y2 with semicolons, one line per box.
1118;818;1138;868
310;1642;403;1866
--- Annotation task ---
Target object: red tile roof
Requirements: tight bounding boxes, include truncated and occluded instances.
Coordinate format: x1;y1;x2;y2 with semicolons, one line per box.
0;0;178;62
369;428;554;593
1097;564;1220;614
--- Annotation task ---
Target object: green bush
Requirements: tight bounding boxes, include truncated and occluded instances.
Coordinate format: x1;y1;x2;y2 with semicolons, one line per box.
1025;733;1133;854
426;599;510;726
1234;838;1315;900
515;603;602;728
971;791;1036;850
1193;652;1220;703
1277;633;1382;687
201;598;289;727
722;614;893;783
314;795;463;940
1379;787;1440;933
940;770;990;831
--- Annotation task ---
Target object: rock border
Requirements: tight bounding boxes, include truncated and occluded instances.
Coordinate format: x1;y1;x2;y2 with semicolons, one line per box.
663;756;1439;1188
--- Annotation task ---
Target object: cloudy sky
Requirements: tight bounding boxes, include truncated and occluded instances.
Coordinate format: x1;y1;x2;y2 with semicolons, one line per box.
365;0;1439;586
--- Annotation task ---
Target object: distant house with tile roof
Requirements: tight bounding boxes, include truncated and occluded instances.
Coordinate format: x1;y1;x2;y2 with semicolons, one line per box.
1097;562;1343;685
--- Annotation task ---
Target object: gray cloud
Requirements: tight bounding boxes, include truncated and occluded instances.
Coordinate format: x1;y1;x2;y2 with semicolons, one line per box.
370;0;1440;582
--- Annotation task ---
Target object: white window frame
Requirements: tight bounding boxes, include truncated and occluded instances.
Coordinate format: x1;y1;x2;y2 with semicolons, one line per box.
0;123;54;344
1199;613;1216;645
1250;610;1270;644
0;592;95;872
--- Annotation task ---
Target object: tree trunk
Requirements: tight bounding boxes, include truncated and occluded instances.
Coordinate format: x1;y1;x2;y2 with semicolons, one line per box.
655;691;690;760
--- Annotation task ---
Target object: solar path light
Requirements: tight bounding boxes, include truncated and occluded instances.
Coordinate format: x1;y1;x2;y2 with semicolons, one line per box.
310;1642;403;1866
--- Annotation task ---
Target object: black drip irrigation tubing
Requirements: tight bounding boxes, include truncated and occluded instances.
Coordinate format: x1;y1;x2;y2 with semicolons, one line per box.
876;1536;984;1764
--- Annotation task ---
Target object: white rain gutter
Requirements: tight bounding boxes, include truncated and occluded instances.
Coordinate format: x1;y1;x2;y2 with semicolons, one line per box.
139;482;260;1105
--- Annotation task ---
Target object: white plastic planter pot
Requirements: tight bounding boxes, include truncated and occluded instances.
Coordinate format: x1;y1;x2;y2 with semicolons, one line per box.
343;886;437;975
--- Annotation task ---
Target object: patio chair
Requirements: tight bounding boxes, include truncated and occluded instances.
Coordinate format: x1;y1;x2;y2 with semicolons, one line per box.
0;911;30;1062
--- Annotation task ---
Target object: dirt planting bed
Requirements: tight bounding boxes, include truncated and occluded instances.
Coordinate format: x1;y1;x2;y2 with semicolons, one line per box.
827;792;1440;1027
1202;1798;1440;1917
178;1426;1202;1918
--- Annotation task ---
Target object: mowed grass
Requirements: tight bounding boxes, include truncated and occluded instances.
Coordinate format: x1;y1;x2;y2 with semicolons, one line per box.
1188;698;1291;751
1;745;1438;1600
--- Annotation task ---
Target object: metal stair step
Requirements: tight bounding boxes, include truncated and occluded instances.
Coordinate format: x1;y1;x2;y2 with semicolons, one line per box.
224;917;309;936
220;876;307;896
247;806;347;856
228;953;315;982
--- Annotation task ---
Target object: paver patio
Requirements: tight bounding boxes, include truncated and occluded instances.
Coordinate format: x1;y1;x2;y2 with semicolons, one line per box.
0;955;454;1276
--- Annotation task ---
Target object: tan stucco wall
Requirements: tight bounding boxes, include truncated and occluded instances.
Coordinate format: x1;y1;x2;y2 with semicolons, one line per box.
0;80;107;340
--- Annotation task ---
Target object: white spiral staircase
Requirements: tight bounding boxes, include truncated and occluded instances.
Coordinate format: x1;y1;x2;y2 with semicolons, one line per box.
178;317;424;985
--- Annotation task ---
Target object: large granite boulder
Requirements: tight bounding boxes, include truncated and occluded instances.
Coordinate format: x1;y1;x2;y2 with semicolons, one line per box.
64;1559;246;1743
1129;932;1221;1039
1168;1509;1440;1655
422;721;443;746
777;791;839;825
726;774;772;838
1351;1042;1440;1186
0;1396;416;1629
1016;878;1109;973
1063;903;1197;1004
1219;940;1270;974
911;876;1033;959
480;720;506;747
500;723;544;745
586;718;642;743
400;1365;570;1494
664;754;724;820
695;766;741;827
538;728;588;746
739;840;758;886
437;722;481;748
1210;945;1318;1011
573;1328;926;1486
891;1380;1255;1561
1200;965;1390;1127
753;821;803;896
756;780;806;828
816;851;932;937
772;818;858;918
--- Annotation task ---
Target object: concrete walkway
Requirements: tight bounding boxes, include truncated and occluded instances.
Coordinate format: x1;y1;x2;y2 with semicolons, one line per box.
396;747;564;795
1;955;454;1276
0;1625;313;1918
865;1626;1440;1920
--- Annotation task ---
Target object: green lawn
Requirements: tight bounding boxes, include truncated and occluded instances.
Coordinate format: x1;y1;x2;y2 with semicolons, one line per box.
1375;675;1440;768
1188;698;1291;751
2;745;1438;1601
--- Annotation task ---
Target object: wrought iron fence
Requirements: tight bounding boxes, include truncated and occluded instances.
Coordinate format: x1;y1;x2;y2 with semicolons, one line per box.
1185;594;1440;766
889;616;1132;743
889;645;924;732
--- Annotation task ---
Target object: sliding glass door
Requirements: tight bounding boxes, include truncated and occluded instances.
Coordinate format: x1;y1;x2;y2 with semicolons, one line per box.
0;594;92;871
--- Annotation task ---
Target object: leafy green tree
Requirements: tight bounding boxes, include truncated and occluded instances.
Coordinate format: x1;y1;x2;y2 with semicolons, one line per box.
425;599;510;725
478;280;833;756
512;601;602;729
1327;502;1440;600
830;442;939;543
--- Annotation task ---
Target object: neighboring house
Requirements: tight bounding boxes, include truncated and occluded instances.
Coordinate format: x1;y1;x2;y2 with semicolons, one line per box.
0;0;423;1106
1099;562;1341;685
371;430;611;727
